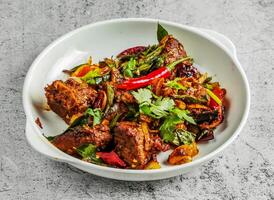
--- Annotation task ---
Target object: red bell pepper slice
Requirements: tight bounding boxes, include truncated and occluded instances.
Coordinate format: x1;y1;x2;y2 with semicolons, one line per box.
209;87;225;110
96;151;126;168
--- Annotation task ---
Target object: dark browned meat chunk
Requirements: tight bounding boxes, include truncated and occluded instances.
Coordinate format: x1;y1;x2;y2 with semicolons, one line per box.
45;78;97;124
160;35;199;78
161;35;187;64
52;124;112;154
104;102;128;122
115;90;136;104
114;121;153;168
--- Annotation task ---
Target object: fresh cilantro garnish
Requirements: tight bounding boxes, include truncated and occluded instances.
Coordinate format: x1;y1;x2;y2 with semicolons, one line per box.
85;108;102;126
173;129;195;146
154;97;175;111
132;89;175;119
166;78;187;91
132;88;153;104
76;144;102;164
159;115;195;145
132;88;196;145
172;108;196;125
160;115;182;142
159;108;196;145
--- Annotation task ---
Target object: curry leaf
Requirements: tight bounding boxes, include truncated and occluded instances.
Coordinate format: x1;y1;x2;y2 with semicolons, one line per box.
85;108;102;126
157;23;169;42
45;135;56;142
76;144;102;164
123;57;137;77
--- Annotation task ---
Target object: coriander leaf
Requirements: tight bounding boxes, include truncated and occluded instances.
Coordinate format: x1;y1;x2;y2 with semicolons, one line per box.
132;88;152;104
172;108;196;125
76;144;102;164
133;90;175;119
147;97;174;118
139;97;174;119
166;78;187;91
159;114;195;146
160;115;182;142
140;104;152;116
149;105;168;118
85;108;102;126
173;129;195;145
157;23;169;42
154;97;175;111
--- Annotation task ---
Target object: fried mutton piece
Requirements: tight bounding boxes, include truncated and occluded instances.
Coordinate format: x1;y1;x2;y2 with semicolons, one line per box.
52;124;112;155
45;78;97;124
114;121;153;168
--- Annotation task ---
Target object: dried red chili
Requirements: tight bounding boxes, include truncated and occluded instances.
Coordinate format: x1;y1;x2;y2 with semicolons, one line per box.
117;46;146;58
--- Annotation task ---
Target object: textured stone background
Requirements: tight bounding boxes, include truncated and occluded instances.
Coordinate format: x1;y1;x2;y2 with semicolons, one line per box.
0;0;274;199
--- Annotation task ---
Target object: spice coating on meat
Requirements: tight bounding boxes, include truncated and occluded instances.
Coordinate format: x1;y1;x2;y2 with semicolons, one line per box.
161;35;187;64
45;78;97;124
52;124;112;154
114;121;153;168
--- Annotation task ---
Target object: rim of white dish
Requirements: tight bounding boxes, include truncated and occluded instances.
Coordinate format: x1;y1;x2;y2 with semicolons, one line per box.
23;18;250;174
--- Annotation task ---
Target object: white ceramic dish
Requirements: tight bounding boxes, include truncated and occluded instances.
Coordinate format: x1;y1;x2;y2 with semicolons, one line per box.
23;18;250;181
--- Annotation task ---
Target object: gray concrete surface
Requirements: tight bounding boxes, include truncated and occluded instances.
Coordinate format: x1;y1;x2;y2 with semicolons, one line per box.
0;0;273;199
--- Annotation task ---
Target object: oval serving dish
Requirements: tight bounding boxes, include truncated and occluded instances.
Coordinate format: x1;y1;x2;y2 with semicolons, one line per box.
23;18;250;181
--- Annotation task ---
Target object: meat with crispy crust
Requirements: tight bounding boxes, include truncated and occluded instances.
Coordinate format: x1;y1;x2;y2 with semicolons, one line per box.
45;78;97;124
52;124;112;154
114;121;153;168
161;35;187;64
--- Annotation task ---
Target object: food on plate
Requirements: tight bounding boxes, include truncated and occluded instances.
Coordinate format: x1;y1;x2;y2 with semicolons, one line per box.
44;24;226;169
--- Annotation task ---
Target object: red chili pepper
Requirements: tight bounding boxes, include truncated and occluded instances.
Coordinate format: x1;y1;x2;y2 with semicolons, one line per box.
117;57;191;90
96;151;126;168
117;46;146;58
209;87;226;110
